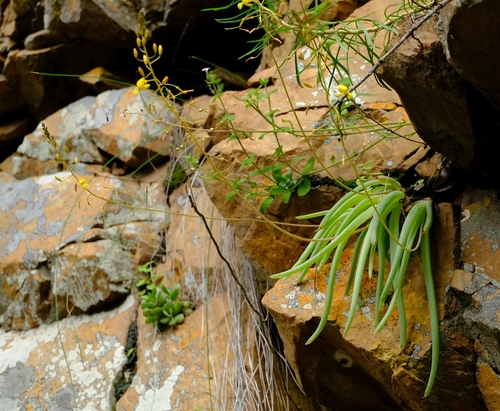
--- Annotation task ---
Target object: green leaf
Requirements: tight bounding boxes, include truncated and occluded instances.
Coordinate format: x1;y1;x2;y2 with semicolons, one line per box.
226;191;237;202
271;167;283;181
174;313;185;324
241;153;256;167
248;169;262;178
297;177;311;197
282;190;292;204
170;286;180;301
302;157;315;175
145;316;156;324
291;155;307;164
259;196;274;213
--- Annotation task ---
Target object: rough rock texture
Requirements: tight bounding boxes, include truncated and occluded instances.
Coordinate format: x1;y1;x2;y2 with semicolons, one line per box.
88;88;181;168
0;172;167;330
16;87;180;170
438;0;500;111
378;13;500;182
453;188;500;409
115;294;231;411
0;295;139;411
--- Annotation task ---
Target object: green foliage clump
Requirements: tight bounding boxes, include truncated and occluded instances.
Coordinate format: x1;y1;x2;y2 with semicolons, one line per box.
272;176;438;396
140;283;193;327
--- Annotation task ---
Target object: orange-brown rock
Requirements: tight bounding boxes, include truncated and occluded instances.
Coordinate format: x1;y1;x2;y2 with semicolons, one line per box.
0;172;168;330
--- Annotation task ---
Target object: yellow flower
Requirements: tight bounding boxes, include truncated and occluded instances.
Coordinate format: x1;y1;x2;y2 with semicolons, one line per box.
237;0;253;10
133;78;150;95
78;176;89;189
334;84;352;99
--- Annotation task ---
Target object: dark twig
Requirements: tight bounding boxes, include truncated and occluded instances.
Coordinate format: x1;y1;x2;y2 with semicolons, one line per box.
187;193;265;321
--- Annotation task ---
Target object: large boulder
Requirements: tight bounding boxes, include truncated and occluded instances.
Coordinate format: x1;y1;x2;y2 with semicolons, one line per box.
0;295;139;410
378;12;500;182
16;87;180;170
0;172;167;330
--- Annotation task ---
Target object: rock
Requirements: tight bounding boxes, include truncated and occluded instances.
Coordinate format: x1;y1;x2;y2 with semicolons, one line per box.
415;153;445;180
17;95;104;164
0;295;139;410
378;15;500;182
87;87;181;168
42;0;135;44
0;116;33;157
263;203;485;410
11;155;61;179
17;87;182;169
0;172;168;330
24;28;66;50
438;0;500;111
457;188;500;384
476;362;500;411
115;294;232;411
4;42;104;121
0;74;26;117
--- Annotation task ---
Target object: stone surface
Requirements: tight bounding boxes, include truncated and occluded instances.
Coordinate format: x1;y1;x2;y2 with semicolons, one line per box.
42;0;135;44
4;42;107;121
476;362;500;411
0;115;33;155
457;188;500;388
115;294;231;411
438;0;500;111
0;172;168;330
263;203;485;410
17;87;182;169
378;14;500;182
87;87;181;168
0;74;26;117
18;95;104;164
0;295;139;411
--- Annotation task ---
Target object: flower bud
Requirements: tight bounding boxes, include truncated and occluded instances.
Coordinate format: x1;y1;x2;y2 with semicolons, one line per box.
162;76;169;84
158;45;163;56
153;43;157;54
136;38;141;48
143;55;149;65
138;67;145;77
133;48;139;59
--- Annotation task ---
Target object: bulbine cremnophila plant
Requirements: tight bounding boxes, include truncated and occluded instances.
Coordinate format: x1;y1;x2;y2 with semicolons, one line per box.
271;176;439;396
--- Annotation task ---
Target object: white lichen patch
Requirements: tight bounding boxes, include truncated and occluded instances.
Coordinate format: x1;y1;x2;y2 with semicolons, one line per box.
134;365;184;411
0;296;134;408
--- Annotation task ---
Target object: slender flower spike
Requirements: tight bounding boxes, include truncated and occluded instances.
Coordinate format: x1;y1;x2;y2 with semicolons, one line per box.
334;84;353;99
237;0;253;10
134;78;150;95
